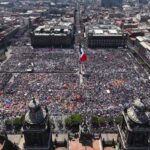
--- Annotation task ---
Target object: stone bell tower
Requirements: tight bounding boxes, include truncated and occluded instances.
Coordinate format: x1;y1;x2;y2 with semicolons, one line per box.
23;97;51;150
117;99;150;150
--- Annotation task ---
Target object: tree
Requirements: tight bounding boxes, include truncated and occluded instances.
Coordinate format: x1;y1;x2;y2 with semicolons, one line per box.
65;117;72;129
13;117;22;130
114;116;123;125
20;114;25;125
91;116;100;128
146;106;150;112
5;115;25;131
70;114;83;126
106;117;113;125
98;117;107;127
5;120;13;130
65;113;83;130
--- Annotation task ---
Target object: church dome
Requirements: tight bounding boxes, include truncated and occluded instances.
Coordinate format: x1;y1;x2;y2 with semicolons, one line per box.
127;99;148;125
25;97;46;125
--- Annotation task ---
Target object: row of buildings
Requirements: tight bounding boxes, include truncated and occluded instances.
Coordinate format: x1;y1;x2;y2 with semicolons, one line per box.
78;0;150;66
0;98;149;150
85;24;127;48
31;22;127;48
135;36;150;66
31;16;75;48
0;25;19;48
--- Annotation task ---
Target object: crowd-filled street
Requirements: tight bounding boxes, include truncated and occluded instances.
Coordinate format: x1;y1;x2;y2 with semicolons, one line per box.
0;1;150;125
0;45;150;122
0;46;79;73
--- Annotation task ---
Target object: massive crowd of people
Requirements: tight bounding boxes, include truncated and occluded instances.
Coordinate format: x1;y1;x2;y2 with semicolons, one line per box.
0;47;79;73
0;45;150;122
82;48;150;117
0;73;12;90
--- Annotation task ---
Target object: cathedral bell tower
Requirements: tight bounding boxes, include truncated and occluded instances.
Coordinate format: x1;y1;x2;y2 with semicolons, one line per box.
23;97;52;150
117;99;150;150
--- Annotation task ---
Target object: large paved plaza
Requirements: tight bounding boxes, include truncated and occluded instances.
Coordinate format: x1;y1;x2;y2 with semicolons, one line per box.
0;46;150;121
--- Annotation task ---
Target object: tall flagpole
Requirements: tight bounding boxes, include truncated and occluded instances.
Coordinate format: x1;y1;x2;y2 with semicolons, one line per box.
81;62;83;74
80;62;84;86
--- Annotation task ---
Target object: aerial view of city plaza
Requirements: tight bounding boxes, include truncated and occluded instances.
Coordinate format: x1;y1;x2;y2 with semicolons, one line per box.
0;0;150;150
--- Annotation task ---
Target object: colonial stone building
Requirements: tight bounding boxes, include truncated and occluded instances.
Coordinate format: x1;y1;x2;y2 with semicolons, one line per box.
23;98;52;150
85;24;127;48
117;99;150;150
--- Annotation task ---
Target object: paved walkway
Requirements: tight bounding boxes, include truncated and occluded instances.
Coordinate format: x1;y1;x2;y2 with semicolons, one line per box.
69;139;100;150
104;147;115;150
55;147;67;150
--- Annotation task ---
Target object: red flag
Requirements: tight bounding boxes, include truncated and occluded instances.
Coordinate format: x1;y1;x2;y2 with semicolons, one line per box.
79;47;87;62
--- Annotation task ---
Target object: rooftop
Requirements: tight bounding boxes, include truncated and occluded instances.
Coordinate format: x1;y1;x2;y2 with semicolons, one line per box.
33;19;74;36
86;24;124;36
136;36;150;50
